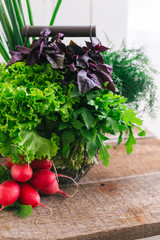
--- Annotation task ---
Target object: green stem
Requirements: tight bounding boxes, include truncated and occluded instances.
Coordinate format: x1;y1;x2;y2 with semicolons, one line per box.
49;0;62;25
17;0;26;25
26;0;34;25
12;0;23;31
4;0;23;47
0;0;14;51
0;39;10;62
26;0;35;41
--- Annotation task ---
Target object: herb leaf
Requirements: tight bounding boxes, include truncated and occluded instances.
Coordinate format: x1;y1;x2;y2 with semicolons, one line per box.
125;129;137;154
14;204;32;218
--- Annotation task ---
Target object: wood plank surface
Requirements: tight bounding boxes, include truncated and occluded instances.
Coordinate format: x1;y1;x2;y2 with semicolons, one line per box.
0;136;160;240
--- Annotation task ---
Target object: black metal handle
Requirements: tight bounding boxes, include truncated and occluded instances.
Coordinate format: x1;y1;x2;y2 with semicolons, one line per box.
22;25;96;38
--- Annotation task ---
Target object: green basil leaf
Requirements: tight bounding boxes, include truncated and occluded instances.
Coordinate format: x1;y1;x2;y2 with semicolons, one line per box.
70;119;84;129
14;205;32;218
62;143;70;158
138;130;146;137
61;129;75;146
125;130;137;154
99;145;110;167
80;107;97;129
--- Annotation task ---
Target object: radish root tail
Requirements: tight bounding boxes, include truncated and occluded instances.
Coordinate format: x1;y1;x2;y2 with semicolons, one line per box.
57;174;79;198
51;159;59;183
35;203;53;225
0;205;4;212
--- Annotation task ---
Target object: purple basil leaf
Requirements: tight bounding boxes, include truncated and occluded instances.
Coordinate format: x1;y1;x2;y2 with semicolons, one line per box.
87;72;104;89
29;39;41;49
86;38;109;52
15;45;30;54
6;52;26;68
69;40;85;56
88;63;97;72
77;70;102;94
38;41;44;58
26;46;39;65
95;45;109;53
76;55;89;68
97;63;113;75
86;38;101;49
40;28;51;38
9;51;21;55
91;37;101;47
45;53;64;69
65;51;73;62
97;70;115;93
89;51;104;64
54;41;67;53
85;41;93;50
51;33;64;42
69;63;77;72
45;49;56;55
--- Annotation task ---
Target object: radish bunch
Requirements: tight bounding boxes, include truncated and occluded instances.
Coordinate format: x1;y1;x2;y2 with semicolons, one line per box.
0;157;77;213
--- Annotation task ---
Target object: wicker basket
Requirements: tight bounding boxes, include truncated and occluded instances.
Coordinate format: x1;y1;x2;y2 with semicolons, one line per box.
52;142;96;185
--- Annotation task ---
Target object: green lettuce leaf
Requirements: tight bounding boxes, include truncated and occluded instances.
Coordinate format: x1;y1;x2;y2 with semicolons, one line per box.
16;130;59;161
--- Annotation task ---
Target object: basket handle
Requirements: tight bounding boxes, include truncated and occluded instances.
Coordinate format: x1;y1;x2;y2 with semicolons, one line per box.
22;25;96;38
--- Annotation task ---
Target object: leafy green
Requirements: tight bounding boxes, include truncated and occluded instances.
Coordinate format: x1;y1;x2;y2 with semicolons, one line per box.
0;62;145;169
18;130;60;161
14;204;32;218
4;203;32;218
99;144;110;167
0;165;10;183
138;130;146;137
74;107;97;129
62;129;75;146
125;129;137;154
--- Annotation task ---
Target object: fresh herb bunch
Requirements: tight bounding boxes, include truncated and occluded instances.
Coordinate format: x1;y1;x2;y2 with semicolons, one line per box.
0;62;145;170
102;42;157;115
0;31;145;173
7;28;115;94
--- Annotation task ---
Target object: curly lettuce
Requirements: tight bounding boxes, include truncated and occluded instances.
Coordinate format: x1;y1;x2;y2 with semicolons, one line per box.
0;62;145;168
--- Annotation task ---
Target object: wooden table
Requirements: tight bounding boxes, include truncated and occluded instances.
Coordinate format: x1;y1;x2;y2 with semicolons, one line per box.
1;133;160;240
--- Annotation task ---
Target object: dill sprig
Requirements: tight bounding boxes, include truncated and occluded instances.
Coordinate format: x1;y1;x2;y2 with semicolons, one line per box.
103;41;158;117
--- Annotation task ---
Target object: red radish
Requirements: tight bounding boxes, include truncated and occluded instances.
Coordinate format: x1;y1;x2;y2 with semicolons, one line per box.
11;163;33;182
39;174;79;198
6;156;14;169
30;169;56;189
19;183;47;208
6;155;24;169
0;180;20;211
30;158;52;170
39;179;70;197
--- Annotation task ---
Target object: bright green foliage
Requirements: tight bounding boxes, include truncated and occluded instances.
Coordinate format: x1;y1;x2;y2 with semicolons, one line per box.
14;204;32;218
0;62;144;169
2;202;32;218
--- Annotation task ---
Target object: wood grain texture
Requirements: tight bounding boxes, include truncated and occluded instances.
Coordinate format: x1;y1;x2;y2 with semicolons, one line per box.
80;137;160;183
0;136;160;240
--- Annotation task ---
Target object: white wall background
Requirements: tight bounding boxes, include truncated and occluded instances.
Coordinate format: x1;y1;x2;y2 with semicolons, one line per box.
127;0;160;138
25;0;128;47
